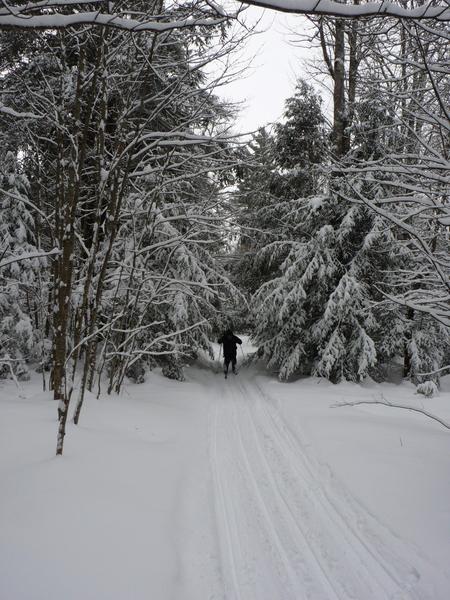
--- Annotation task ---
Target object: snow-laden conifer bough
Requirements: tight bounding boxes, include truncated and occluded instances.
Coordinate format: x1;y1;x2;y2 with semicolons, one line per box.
0;0;449;31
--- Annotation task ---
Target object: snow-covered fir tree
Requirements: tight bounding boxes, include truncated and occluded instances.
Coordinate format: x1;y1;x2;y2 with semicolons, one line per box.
243;81;407;382
0;151;42;380
251;191;403;382
233;80;328;296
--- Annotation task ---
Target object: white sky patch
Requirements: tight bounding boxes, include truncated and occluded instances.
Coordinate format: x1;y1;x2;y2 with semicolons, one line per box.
219;7;321;133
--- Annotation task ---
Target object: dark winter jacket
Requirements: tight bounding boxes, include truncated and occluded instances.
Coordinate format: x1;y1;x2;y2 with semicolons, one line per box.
218;330;242;360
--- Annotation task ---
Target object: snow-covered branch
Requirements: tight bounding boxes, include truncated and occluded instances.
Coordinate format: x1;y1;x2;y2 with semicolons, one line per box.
0;10;229;31
0;103;43;119
377;291;450;328
241;0;450;20
1;0;449;31
418;365;450;377
0;248;60;269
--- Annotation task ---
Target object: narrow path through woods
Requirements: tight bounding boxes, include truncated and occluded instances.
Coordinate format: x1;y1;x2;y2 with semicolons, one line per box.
207;371;425;600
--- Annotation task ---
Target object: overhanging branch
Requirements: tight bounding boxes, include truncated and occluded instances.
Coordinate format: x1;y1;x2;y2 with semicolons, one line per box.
1;0;449;31
0;10;229;31
240;0;450;20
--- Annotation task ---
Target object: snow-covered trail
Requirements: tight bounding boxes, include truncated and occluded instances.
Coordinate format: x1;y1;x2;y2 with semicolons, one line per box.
207;371;429;600
1;364;448;600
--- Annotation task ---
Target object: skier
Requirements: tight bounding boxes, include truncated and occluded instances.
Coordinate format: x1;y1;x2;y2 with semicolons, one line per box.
218;329;242;378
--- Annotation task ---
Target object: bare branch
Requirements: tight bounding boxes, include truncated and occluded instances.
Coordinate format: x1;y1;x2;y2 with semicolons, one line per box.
332;397;450;430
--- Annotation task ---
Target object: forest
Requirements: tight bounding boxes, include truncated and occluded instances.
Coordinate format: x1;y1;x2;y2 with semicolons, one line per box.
1;3;450;600
0;0;449;458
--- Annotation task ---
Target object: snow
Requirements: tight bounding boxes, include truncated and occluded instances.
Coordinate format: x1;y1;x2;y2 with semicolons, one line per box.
0;375;218;600
309;195;325;211
1;343;450;599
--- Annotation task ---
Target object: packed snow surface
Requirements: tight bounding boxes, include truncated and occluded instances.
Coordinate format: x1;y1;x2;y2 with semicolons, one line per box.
1;342;450;599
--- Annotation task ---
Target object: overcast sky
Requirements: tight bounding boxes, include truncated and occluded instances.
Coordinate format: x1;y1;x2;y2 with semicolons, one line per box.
219;7;319;134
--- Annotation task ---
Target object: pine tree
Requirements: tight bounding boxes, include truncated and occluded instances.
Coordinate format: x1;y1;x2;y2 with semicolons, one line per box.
251;195;396;382
233;80;328;297
0;151;41;380
247;81;405;382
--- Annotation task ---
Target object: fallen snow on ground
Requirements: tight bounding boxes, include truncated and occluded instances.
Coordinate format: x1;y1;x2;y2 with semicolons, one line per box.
1;346;450;599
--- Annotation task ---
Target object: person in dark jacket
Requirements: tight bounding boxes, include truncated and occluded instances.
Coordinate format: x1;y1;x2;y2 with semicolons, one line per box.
218;329;242;378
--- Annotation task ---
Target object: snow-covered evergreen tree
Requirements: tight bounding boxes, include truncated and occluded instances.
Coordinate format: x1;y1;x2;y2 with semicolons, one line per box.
233;128;285;294
274;79;328;194
0;151;41;379
247;81;406;382
233;80;328;297
251;191;400;382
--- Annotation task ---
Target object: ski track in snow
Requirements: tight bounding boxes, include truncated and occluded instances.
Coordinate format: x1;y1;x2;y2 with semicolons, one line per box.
208;372;428;600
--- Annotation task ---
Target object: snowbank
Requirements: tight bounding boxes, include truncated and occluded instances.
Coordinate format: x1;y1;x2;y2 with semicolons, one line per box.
1;365;449;599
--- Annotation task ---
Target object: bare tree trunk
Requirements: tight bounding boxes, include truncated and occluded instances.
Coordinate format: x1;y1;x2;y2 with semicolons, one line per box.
55;40;88;455
403;307;414;378
346;16;359;153
332;20;347;158
73;168;128;423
